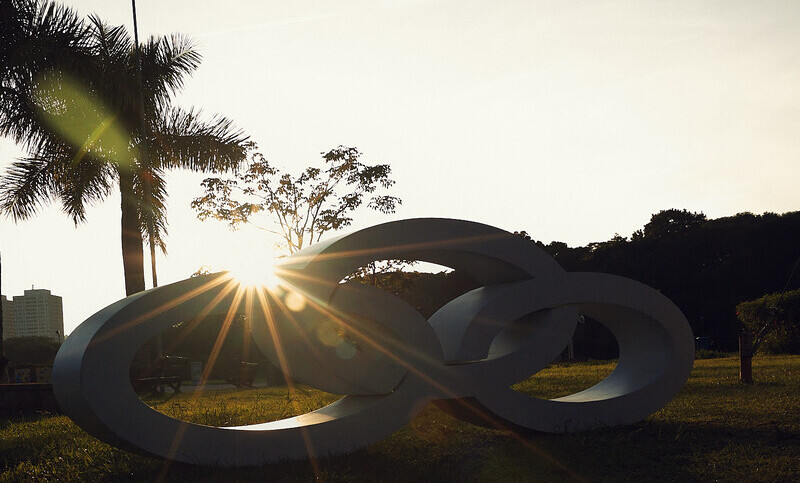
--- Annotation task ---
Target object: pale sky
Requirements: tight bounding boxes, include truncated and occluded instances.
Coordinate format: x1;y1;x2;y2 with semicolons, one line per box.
1;0;799;335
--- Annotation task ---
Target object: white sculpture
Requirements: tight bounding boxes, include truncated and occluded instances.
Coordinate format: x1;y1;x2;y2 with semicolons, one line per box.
53;218;694;466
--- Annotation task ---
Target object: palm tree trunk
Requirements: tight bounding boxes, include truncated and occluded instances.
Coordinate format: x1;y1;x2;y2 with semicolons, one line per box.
119;171;146;296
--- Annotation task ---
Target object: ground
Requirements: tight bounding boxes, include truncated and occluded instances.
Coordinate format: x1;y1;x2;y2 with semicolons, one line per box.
1;355;798;482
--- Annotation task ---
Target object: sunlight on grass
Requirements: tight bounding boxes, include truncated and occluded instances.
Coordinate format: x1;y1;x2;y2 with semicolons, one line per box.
2;356;798;481
512;359;617;399
139;385;340;427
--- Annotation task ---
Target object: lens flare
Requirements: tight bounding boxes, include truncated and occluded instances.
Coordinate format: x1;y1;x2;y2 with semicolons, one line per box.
229;261;281;289
284;290;306;312
216;237;282;289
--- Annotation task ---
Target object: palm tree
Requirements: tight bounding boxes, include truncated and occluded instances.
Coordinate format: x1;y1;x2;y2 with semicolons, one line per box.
0;0;248;295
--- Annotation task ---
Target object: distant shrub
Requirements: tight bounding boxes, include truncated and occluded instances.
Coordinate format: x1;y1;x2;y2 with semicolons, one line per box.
737;289;800;354
759;324;800;354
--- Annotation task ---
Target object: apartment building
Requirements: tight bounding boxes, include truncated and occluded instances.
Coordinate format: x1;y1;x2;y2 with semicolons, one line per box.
1;295;15;339
0;289;63;342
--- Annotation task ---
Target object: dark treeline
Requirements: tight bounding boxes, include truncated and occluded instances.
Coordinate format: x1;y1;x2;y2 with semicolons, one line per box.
369;209;800;354
539;209;800;352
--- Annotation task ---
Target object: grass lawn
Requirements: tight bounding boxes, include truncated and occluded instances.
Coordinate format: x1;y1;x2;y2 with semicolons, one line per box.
1;355;798;482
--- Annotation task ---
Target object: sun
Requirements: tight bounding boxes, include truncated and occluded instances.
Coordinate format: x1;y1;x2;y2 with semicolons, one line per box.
227;254;282;289
211;234;283;289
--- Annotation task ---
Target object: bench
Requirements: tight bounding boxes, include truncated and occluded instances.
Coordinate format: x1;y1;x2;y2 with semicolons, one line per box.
133;356;189;394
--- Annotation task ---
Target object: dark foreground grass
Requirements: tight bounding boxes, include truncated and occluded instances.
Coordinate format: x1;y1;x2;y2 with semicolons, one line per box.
2;356;798;482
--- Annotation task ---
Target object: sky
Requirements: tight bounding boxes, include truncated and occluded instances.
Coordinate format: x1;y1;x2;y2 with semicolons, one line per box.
1;0;799;335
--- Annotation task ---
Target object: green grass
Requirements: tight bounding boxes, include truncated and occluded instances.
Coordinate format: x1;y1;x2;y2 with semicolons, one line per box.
142;385;341;427
1;356;798;482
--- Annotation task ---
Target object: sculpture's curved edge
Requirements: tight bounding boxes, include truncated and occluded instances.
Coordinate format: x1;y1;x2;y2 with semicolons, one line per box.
52;273;439;466
52;273;235;455
469;272;694;432
277;217;565;297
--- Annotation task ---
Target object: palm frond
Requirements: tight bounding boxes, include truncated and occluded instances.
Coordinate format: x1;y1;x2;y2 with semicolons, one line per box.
54;151;116;223
0;155;58;221
140;33;201;111
0;0;93;150
132;166;168;252
150;106;248;172
87;14;131;65
0;134;117;224
86;14;143;134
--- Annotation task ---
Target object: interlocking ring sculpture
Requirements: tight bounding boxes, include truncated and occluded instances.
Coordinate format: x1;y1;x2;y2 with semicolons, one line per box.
53;219;694;466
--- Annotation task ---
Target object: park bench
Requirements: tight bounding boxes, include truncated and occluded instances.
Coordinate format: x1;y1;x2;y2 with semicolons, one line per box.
133;355;189;394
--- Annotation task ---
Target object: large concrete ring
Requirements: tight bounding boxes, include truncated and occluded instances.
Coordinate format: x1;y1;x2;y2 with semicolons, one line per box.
53;218;694;466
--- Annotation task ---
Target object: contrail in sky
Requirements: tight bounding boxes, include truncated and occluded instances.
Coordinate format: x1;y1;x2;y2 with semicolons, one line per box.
197;13;334;38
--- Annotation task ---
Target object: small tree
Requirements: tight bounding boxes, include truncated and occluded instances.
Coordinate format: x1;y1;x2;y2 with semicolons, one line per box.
736;289;800;382
191;144;401;254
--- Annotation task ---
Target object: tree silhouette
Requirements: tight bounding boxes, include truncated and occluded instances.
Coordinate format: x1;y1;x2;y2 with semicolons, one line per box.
192;145;400;254
642;209;707;239
736;289;800;382
514;209;800;354
0;0;248;295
